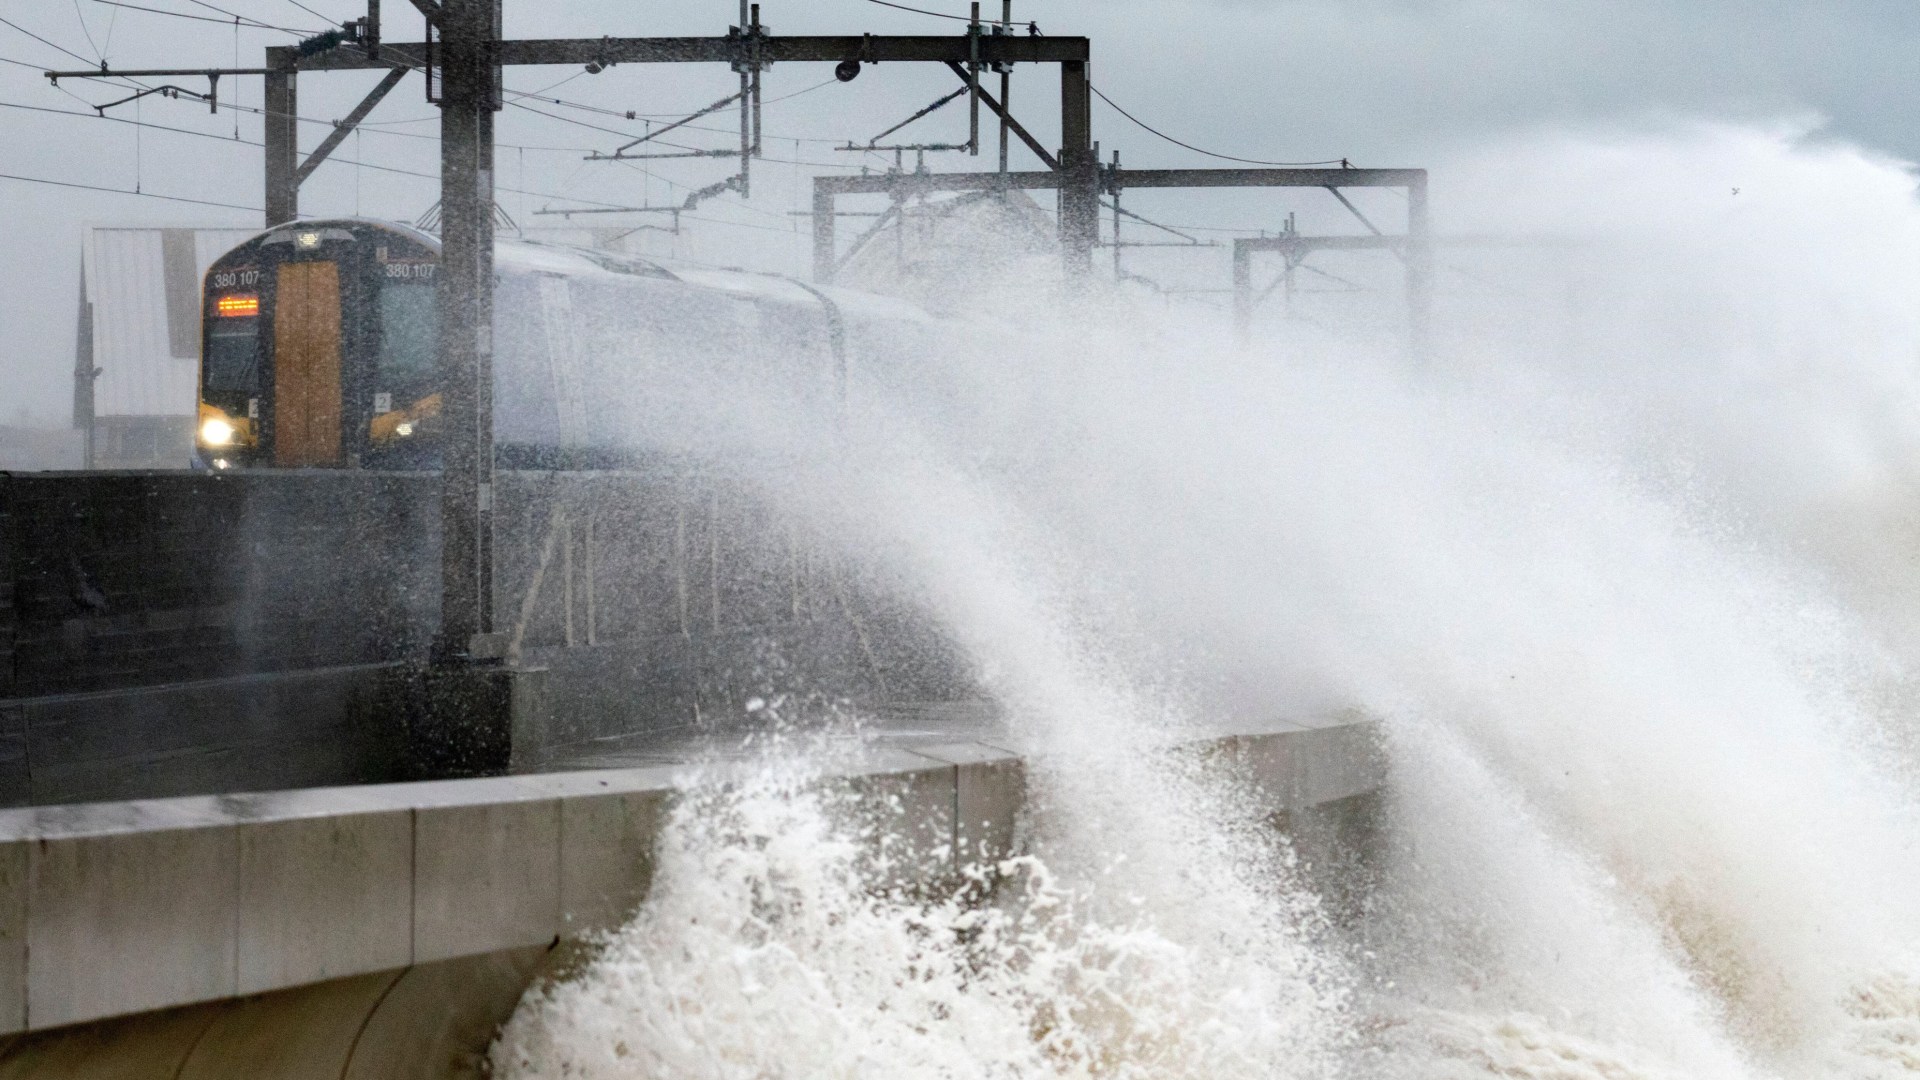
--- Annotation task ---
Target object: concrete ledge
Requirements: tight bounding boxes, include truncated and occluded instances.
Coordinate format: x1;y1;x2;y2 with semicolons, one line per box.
0;717;1382;1037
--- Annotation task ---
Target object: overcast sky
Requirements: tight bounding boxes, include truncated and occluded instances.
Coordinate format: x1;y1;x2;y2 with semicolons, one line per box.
3;0;1918;425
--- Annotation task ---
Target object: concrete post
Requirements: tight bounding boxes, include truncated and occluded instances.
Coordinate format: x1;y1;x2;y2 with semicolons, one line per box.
72;266;96;467
812;187;836;284
1057;59;1097;277
434;0;501;665
262;52;298;227
1406;171;1432;363
1232;238;1252;346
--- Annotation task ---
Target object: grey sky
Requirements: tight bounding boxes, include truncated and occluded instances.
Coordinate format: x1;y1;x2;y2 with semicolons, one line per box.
3;0;1917;424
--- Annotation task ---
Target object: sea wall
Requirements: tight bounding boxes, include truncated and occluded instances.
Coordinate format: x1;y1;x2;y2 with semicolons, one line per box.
0;716;1384;1078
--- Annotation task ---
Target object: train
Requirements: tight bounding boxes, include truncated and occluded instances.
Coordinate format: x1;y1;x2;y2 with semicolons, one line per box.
195;217;951;470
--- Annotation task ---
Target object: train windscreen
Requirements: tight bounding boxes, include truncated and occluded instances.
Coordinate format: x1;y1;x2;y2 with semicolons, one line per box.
378;282;437;378
204;317;259;398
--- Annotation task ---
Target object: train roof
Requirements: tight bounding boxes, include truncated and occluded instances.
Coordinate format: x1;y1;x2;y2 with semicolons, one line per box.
241;217;942;325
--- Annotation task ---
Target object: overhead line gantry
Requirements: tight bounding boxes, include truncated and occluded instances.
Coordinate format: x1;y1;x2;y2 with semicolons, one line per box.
46;0;1100;675
42;3;1432;745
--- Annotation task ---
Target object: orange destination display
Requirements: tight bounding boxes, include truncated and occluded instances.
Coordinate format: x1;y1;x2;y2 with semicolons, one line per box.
214;293;259;317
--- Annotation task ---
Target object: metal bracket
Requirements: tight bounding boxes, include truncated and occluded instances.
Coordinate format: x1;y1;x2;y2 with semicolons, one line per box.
846;84;970;152
87;83;214;116
681;171;745;211
944;61;1054;168
588;90;743;160
295;65;408;184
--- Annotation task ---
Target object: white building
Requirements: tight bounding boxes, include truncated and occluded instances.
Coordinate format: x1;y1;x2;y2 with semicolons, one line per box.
76;227;256;468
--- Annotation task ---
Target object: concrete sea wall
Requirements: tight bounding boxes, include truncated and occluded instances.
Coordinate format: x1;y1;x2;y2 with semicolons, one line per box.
0;716;1384;1078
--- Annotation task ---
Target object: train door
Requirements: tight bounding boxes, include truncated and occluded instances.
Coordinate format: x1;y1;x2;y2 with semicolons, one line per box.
273;261;344;466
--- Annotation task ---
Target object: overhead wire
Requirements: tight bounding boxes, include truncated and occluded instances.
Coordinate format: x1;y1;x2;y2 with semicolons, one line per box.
2;63;606;155
13;20;861;161
100;0;120;57
4;14;1017;234
86;0;309;35
1088;83;1350;168
176;0;319;35
0;14;105;67
351;77;834;133
0;169;259;210
8;62;1355;242
0;94;824;222
763;76;839;105
1102;198;1204;245
503;83;848;144
0;16;160;103
276;0;336;26
6;16;1407;296
507;97;865;171
862;0;975;23
1296;262;1367;291
523;69;587;99
70;0;104;62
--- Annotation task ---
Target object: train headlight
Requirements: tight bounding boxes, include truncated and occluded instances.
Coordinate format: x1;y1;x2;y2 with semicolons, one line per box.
395;422;414;437
199;417;236;446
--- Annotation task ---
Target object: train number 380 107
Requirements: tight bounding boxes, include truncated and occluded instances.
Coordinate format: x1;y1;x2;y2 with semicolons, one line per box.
210;269;261;288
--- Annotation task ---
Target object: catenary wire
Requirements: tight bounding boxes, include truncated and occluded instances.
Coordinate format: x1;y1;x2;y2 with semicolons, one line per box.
1088;83;1349;168
351;76;836;136
0;14;104;66
502;82;848;142
277;0;336;26
4;67;1354;238
86;0;309;35
863;0;975;23
101;0;120;57
20;28;855;154
0;95;864;223
0;169;259;210
321;40;845;141
3;63;682;155
177;0;320;35
506;99;866;172
71;0;104;61
2;93;1354;251
6;9;1336;260
6;27;1116;224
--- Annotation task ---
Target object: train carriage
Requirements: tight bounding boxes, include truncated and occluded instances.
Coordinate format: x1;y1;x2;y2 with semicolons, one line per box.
196;217;948;471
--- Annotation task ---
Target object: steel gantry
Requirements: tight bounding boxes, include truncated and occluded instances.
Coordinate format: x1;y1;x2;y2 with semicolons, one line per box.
45;2;1432;693
53;3;1098;666
332;8;1093;663
812;165;1431;354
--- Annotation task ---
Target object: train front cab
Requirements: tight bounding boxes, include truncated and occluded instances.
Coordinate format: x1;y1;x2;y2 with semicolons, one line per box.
197;221;442;469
